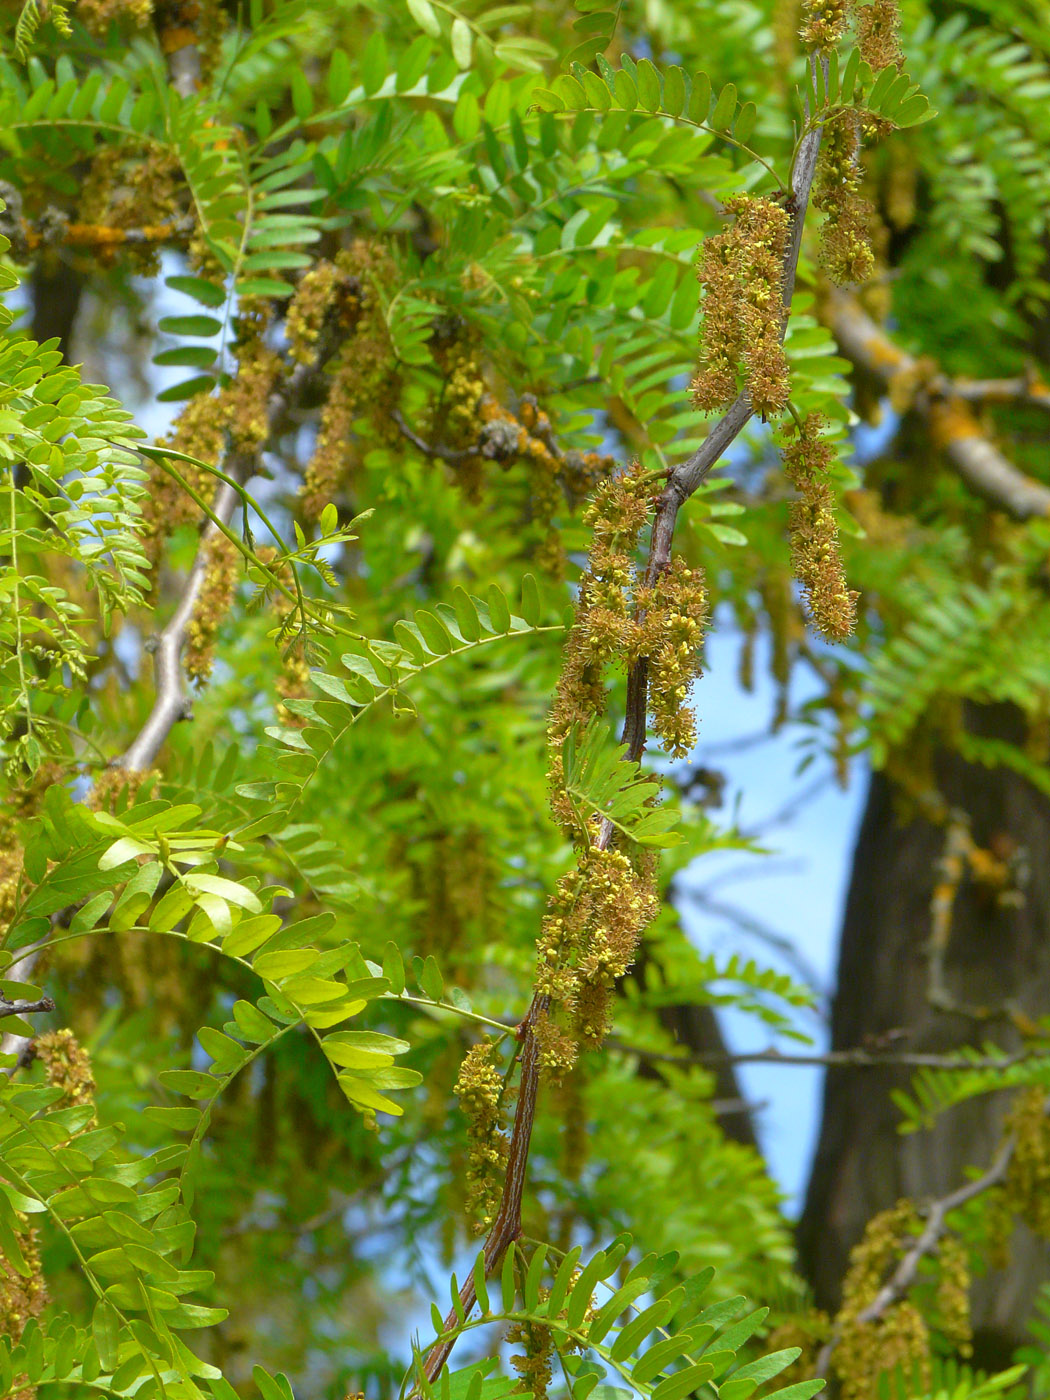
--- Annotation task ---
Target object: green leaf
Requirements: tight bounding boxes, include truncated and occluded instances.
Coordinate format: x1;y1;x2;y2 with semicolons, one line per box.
450;17;472;69
688;71;711;122
407;0;441;38
291;69;314;120
157;315;222;338
662;65;686;117
520;573;540;625
419;954;444;1001
651;1363;716;1400
710;82;736;129
157;376;216;403
92;1300;121;1373
152;346;218;368
165;276;226;308
383;941;406;995
159;1070;222;1101
636;58;661;111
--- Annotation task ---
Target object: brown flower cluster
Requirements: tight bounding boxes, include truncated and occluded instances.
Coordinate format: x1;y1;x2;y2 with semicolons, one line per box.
799;0;849;49
0;1214;46;1398
934;1235;972;1357
285;261;362;367
547;466;708;817
74;0;152;40
856;0;903;72
299;243;399;519
779;412;858;642
143;311;280;564
275;643;311;727
692;195;791;419
34;1029;96;1115
546;467;653;816
88;766;159;813
764;1311;831;1387
1004;1087;1050;1238
534;844;659;1061
453;1038;509;1234
832;1201;931;1400
814;114;875;286
185;532;240;683
639;557;709;758
0;840;21;945
507;1314;555;1400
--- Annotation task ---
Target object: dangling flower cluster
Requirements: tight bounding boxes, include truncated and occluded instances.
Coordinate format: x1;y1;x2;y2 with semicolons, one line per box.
534;844;659;1061
1003;1087;1050;1238
764;1312;831;1387
275;642;311;728
143;311;280;564
0;1212;46;1391
934;1236;973;1357
638;557;709;758
285;261;362;367
184;533;241;683
693;195;791;419
0;839;21;945
814;113;875;285
87;766;159;813
223;303;282;454
779;412;858;641
799;0;849;49
74;0;153;40
507;1314;555;1400
299;242;399;519
856;0;903;72
832;1201;931;1400
453;1039;509;1234
34;1029;96;1116
545;466;653;827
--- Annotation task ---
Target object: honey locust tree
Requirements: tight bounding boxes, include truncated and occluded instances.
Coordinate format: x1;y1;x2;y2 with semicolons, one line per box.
1;0;1050;1399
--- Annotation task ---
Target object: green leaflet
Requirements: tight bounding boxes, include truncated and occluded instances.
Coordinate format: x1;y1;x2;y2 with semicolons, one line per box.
562;721;682;848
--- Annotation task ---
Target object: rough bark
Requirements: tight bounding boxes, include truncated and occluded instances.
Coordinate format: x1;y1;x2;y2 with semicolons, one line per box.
797;704;1050;1366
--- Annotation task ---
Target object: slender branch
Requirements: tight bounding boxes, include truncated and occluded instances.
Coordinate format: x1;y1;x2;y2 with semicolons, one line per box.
24;216;195;253
605;1038;1047;1073
421;60;828;1386
0;996;55;1019
947;373;1050;410
391;410;473;463
814;1137;1016;1378
120;360;323;772
825;289;1050;518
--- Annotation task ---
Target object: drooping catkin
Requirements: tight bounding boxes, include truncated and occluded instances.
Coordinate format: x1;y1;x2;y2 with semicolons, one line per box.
692;195;791;419
779;412;858;641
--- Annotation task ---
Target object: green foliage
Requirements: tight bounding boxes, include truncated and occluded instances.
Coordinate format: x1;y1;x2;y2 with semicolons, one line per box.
562;722;682;848
892;1044;1050;1135
0;0;1048;1395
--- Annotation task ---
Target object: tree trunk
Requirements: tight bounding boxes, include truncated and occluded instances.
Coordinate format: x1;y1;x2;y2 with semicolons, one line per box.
797;704;1050;1366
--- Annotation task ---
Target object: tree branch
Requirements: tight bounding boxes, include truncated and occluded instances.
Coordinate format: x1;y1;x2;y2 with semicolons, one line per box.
605;1039;1046;1073
813;1137;1016;1378
0;996;55;1019
825;289;1050;518
2;357;325;1068
421;63;828;1386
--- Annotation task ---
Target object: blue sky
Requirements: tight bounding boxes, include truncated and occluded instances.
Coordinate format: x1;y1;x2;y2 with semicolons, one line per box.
678;622;868;1213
